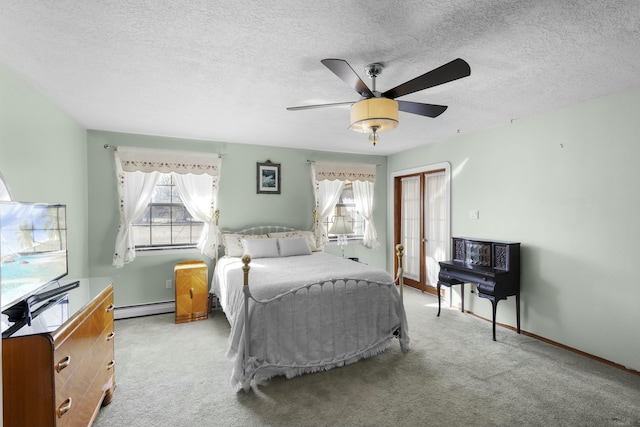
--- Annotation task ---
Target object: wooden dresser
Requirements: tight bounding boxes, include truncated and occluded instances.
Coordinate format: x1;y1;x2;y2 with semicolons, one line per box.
2;278;116;427
174;260;208;324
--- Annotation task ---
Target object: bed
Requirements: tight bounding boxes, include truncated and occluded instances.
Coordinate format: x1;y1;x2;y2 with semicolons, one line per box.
210;226;409;392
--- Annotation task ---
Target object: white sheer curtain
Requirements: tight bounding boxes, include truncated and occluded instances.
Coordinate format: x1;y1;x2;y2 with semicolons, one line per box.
352;180;379;248
311;164;345;248
173;173;220;258
401;176;420;281
112;145;221;268
425;171;447;286
112;165;160;268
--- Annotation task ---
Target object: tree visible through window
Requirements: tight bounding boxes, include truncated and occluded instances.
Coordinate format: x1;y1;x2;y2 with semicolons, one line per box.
132;174;204;249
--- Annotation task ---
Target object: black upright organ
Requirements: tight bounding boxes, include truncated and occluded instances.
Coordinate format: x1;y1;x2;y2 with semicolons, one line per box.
438;237;521;341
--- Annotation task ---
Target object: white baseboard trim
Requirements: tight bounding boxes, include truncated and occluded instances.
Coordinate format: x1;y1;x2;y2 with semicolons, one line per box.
114;301;175;320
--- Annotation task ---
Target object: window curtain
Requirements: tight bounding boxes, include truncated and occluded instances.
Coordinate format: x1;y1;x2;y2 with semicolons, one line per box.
425;171;447;286
173;173;220;258
352;180;379;248
311;161;377;248
112;146;221;268
311;164;344;248
112;164;160;268
400;176;421;281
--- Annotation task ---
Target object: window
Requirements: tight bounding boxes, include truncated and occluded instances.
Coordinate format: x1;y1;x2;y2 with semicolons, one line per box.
132;174;204;250
324;181;365;242
311;161;378;249
111;145;221;267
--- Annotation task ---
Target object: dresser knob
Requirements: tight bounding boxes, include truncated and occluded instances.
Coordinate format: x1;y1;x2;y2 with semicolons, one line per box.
55;356;71;373
106;303;115;313
106;332;115;341
57;397;72;417
107;359;116;370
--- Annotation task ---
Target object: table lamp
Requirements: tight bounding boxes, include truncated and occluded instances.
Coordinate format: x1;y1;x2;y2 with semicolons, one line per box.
329;216;353;258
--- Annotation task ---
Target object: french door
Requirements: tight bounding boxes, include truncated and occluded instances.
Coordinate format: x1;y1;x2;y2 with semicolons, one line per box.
393;167;449;294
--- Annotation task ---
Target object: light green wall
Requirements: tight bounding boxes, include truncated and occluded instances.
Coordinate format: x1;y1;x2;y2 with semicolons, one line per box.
0;61;89;280
389;87;640;372
4;57;639;373
86;131;388;307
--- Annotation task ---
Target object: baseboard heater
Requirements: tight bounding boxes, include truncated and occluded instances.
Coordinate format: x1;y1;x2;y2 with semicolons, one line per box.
114;300;174;320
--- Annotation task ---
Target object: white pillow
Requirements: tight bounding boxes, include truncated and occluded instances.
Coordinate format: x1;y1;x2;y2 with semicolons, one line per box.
242;238;279;259
221;233;267;257
268;230;319;252
278;237;311;257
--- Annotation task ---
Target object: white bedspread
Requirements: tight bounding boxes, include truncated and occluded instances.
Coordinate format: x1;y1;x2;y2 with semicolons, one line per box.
212;252;410;391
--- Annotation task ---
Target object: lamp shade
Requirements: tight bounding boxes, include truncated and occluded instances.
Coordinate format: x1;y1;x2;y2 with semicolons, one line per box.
329;216;353;235
350;98;399;133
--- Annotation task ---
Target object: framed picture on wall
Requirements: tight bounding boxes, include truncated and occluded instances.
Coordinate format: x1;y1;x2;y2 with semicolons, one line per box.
257;160;281;194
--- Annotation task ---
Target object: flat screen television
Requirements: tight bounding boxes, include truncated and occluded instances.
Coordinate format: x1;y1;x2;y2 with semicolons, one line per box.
0;202;68;312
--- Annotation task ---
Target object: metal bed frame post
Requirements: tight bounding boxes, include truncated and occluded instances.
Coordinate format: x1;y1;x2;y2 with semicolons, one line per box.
241;254;252;380
395;244;405;342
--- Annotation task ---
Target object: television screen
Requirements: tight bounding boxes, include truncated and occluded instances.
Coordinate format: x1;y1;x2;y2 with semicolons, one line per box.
1;202;68;311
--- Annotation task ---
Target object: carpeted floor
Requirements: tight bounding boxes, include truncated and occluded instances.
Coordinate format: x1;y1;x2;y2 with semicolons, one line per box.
93;288;640;427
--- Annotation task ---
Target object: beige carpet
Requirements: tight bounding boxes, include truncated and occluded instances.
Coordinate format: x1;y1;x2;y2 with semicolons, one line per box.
93;288;640;427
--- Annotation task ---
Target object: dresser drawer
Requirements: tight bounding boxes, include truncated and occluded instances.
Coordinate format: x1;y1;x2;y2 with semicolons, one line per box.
54;323;99;388
54;380;86;427
53;296;112;387
91;288;115;331
94;323;116;364
55;346;115;427
54;323;115;426
75;350;116;425
101;291;115;329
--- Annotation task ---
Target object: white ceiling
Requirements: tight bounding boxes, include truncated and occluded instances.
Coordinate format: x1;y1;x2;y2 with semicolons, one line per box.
1;1;640;156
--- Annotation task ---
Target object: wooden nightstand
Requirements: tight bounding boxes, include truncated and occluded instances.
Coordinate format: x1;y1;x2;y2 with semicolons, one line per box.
174;260;209;324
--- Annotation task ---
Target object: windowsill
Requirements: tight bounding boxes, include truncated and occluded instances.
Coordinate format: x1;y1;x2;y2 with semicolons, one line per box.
136;247;200;256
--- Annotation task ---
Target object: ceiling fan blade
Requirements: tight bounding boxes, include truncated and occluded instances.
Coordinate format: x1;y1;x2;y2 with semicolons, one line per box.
286;101;355;111
382;58;471;99
321;59;374;98
397;100;448;118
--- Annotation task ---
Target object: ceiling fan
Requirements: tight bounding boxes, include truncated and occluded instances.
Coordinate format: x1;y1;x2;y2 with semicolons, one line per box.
287;58;471;145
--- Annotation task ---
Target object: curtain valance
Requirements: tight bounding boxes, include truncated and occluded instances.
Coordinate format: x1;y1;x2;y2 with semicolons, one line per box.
313;161;376;183
116;146;221;175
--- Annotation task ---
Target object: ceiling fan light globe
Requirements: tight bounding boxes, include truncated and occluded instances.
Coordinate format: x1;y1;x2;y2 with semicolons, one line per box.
349;98;398;133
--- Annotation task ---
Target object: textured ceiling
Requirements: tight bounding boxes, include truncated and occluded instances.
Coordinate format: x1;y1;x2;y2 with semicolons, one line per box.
1;1;640;155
